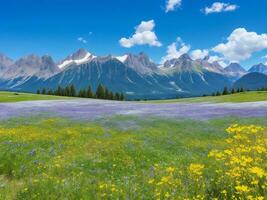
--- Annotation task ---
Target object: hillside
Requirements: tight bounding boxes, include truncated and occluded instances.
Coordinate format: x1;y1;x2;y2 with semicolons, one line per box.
234;72;267;90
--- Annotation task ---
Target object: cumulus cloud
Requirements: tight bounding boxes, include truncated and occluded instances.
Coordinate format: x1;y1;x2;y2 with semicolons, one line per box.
208;56;228;67
212;28;267;62
77;37;87;44
191;49;209;60
165;0;182;12
203;2;239;14
161;37;190;63
119;20;162;48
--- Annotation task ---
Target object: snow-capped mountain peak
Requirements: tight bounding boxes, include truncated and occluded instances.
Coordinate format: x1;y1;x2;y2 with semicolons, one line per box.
115;55;129;63
58;48;96;69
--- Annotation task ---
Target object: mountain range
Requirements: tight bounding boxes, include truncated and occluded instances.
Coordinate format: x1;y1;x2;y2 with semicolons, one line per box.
0;48;266;99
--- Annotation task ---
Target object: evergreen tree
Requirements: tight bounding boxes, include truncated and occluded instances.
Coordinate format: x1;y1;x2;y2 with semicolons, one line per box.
65;86;70;96
104;87;110;99
55;86;62;96
42;88;46;95
120;93;125;101
48;89;53;95
211;92;215;96
37;89;40;94
78;89;86;98
86;86;93;98
222;87;229;95
70;84;76;97
236;88;240;93
231;88;236;94
96;84;105;99
216;91;221;96
109;91;114;100
115;92;120;100
240;87;244;93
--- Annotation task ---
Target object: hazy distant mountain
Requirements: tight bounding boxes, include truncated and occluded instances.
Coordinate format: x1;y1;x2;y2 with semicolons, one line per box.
224;63;247;80
2;54;59;80
234;72;267;90
159;54;231;95
195;56;225;75
0;53;14;76
116;52;158;75
161;54;201;73
248;63;267;75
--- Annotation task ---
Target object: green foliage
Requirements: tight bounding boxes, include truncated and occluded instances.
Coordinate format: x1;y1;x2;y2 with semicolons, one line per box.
222;87;229;95
0;116;266;199
37;84;125;101
86;86;93;98
96;84;105;99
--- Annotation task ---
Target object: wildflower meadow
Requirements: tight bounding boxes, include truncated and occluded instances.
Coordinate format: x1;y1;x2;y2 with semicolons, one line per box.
0;116;266;199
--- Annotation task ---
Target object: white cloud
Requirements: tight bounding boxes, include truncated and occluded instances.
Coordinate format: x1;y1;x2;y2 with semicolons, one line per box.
262;54;267;59
165;0;182;12
161;37;190;63
207;56;228;67
213;28;267;62
191;49;209;60
119;20;162;48
77;37;87;44
204;2;239;14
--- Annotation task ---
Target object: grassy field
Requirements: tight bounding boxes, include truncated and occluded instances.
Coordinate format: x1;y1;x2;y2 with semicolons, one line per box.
0;116;266;199
148;91;267;103
0;91;68;103
1;91;267;103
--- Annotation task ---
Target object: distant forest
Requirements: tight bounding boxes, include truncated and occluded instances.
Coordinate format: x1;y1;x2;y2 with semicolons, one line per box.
37;84;125;101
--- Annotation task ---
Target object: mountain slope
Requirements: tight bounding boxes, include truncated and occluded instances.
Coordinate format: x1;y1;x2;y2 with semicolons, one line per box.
248;63;267;75
18;57;178;99
234;72;267;90
0;51;233;99
116;52;158;75
2;55;59;80
0;54;14;77
58;48;96;69
159;54;231;95
224;63;247;80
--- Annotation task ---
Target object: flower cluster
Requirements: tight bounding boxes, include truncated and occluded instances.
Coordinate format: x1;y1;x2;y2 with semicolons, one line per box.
207;124;267;199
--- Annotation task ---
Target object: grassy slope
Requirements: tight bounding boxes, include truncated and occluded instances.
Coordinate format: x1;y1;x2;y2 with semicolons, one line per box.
147;91;267;103
0;116;266;199
0;91;69;103
1;91;266;103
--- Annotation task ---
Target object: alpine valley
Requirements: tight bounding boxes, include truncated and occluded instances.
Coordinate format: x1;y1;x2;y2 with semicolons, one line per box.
0;48;266;100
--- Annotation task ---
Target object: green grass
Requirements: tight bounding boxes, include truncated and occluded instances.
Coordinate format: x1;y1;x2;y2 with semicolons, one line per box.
0;116;266;199
1;91;267;103
0;91;69;103
147;91;267;103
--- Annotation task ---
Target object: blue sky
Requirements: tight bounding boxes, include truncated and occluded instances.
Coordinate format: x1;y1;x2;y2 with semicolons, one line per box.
1;0;267;68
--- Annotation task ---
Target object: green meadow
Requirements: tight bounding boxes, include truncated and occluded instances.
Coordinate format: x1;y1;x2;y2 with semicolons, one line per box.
0;91;267;103
0;92;67;103
0;116;266;199
148;91;267;103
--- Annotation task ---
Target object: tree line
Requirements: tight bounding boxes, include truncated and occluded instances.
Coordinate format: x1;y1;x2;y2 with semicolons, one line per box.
37;84;125;101
207;85;267;97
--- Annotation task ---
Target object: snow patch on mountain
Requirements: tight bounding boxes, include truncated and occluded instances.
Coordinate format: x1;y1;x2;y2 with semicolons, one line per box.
58;49;96;69
115;55;129;63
